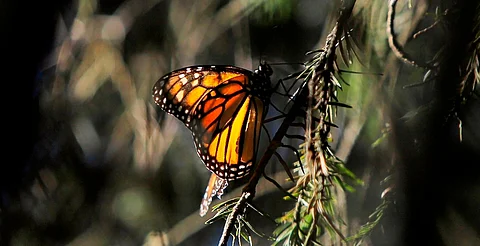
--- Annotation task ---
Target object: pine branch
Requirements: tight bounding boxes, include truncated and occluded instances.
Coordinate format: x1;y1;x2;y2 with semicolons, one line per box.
387;0;432;68
273;1;364;245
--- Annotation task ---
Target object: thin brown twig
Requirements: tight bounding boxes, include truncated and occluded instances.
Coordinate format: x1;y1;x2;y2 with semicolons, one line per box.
413;8;450;39
413;20;440;39
387;0;431;68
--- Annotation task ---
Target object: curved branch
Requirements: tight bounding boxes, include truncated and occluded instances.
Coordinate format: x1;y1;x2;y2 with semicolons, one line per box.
387;0;431;68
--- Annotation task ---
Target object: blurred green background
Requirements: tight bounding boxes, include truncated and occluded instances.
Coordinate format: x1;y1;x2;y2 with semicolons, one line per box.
2;0;479;245
2;0;331;245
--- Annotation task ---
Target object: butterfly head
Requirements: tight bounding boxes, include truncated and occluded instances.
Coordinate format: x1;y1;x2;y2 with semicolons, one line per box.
254;61;273;78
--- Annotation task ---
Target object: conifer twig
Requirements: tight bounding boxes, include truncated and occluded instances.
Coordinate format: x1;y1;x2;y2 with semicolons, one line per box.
387;0;431;68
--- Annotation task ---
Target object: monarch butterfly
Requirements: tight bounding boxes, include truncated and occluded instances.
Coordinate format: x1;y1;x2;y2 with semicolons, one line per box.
152;62;273;216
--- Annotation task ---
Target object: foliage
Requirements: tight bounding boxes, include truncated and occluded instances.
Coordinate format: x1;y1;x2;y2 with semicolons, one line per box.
3;0;480;245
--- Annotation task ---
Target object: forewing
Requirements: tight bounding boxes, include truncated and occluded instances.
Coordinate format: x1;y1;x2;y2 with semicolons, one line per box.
152;66;249;129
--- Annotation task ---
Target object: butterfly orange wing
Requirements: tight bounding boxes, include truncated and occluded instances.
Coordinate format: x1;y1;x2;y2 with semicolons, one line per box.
153;65;270;216
195;86;265;216
153;66;266;179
